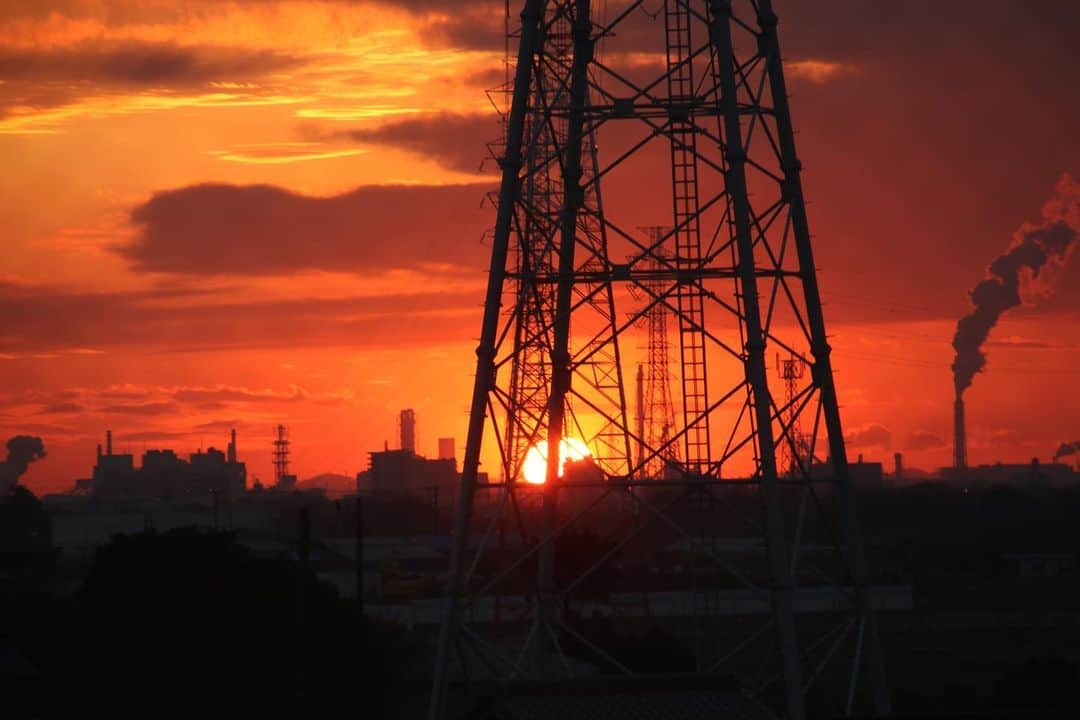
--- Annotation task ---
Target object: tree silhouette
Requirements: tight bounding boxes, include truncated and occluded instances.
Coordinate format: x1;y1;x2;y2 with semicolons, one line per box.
14;527;427;720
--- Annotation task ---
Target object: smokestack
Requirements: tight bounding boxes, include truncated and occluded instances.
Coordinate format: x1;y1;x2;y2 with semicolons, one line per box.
893;452;903;482
400;409;416;454
228;428;237;463
106;430;113;456
953;396;967;470
97;443;102;462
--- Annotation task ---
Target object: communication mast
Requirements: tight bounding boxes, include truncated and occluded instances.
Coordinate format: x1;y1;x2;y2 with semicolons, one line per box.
636;225;680;478
272;424;291;488
776;351;808;475
432;2;889;719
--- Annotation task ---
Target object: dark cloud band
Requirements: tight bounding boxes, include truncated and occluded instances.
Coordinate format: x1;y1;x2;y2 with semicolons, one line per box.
126;182;494;275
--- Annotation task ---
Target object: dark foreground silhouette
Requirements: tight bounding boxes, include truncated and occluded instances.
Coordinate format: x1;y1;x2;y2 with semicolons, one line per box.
3;527;428;720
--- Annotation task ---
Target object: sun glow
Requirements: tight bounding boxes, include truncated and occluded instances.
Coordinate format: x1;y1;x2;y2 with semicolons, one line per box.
521;437;592;485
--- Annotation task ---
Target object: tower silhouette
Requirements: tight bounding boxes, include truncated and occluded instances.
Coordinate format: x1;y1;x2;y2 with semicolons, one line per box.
636;225;680;479
431;2;888;718
776;351;808;476
272;424;291;488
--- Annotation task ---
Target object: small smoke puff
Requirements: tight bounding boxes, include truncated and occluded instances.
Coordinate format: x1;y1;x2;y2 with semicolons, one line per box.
0;435;47;495
1053;440;1080;462
1044;173;1080;228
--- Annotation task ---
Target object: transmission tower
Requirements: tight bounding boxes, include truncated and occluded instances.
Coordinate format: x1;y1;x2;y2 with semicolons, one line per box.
432;2;889;719
776;352;808;476
272;424;290;486
637;225;680;478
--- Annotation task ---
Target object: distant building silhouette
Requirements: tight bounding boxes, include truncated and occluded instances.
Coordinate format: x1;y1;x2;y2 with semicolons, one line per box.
88;430;246;500
357;449;456;495
810;456;884;486
942;458;1080;487
357;411;464;499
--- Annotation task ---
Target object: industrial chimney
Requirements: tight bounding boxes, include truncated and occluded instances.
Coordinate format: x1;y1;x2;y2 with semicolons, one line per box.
400;409;416;455
227;428;237;463
893;452;904;483
106;429;113;456
953;396;967;470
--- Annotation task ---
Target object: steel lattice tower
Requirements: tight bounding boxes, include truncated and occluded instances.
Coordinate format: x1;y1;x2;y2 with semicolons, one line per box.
431;2;889;718
776;352;807;476
636;225;680;479
272;424;289;485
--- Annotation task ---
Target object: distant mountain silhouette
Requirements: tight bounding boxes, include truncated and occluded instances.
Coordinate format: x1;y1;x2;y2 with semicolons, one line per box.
297;472;354;498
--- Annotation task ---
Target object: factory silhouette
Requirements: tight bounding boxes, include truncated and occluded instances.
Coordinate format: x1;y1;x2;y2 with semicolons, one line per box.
80;429;246;500
72;410;466;506
51;409;1080;510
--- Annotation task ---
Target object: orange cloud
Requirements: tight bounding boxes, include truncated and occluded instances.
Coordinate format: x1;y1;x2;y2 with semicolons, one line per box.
209;144;367;165
786;59;862;84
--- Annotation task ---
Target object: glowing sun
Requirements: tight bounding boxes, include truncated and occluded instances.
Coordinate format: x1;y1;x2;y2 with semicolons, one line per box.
521;437;592;484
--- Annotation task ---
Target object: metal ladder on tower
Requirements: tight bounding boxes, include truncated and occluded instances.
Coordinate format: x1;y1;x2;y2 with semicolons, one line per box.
664;0;710;474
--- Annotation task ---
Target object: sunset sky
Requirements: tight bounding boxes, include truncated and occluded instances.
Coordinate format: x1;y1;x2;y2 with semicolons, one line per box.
3;0;1079;494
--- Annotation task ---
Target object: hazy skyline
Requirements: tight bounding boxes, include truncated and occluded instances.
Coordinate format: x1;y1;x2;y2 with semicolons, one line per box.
3;0;1079;492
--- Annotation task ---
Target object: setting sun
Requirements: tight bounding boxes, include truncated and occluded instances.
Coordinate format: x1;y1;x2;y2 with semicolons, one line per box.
521;437;592;485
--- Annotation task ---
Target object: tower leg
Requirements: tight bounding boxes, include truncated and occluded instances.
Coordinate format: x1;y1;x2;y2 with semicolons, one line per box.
427;2;547;717
754;0;891;714
536;0;593;675
708;2;804;718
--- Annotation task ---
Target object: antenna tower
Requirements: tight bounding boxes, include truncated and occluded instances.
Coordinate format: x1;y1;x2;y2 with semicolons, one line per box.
432;2;889;718
776;351;808;475
636;225;680;478
272;424;290;486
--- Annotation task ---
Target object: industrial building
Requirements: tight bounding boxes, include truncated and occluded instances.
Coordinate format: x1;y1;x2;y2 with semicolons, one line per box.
358;449;456;495
84;429;246;500
942;459;1080;487
356;410;458;497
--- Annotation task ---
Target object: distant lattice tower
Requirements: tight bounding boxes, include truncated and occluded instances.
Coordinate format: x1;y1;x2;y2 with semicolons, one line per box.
636;225;680;478
272;424;290;487
431;2;889;719
776;351;808;475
